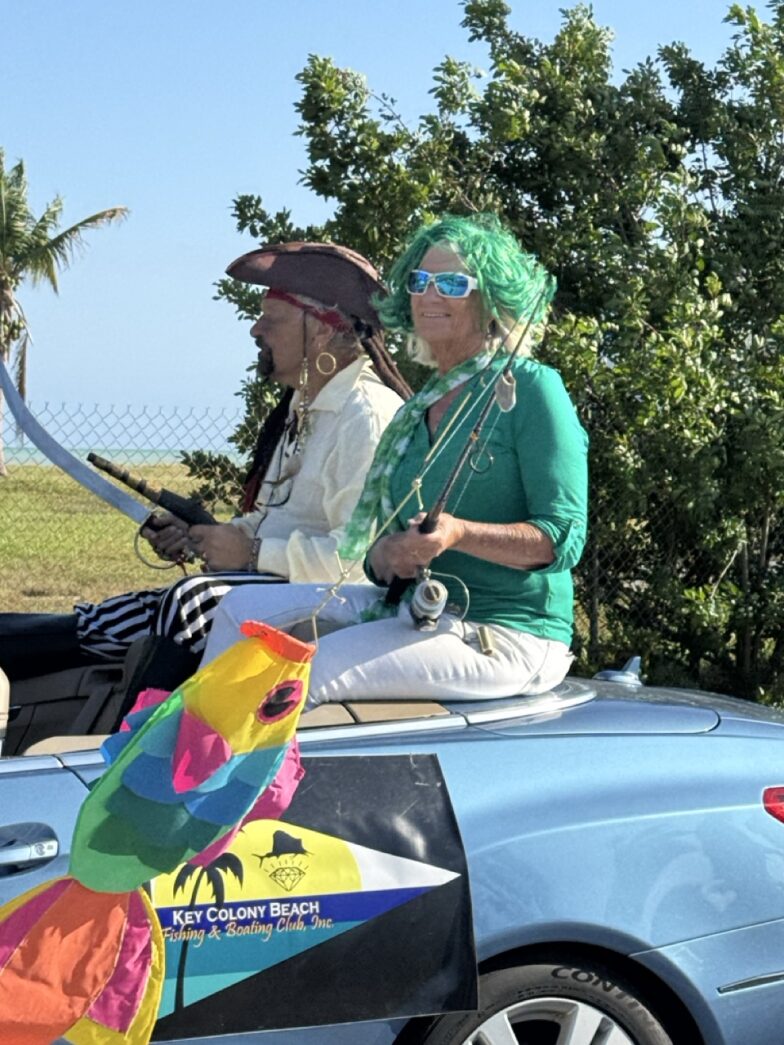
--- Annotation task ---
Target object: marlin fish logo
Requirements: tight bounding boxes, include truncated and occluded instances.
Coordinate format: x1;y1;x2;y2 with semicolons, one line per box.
257;829;311;892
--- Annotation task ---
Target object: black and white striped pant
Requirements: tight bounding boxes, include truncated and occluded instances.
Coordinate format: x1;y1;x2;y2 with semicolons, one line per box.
74;572;283;662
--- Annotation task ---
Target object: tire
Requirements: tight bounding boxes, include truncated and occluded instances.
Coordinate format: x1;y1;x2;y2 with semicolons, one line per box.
414;959;676;1045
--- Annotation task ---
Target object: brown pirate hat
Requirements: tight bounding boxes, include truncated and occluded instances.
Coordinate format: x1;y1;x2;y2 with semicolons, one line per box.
225;241;385;327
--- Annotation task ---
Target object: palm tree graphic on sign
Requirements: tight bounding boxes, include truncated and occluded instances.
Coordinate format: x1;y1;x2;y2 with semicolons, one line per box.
171;853;244;1012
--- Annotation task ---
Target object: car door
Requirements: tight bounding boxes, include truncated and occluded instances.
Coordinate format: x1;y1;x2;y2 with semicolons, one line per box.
0;705;475;1045
0;753;85;902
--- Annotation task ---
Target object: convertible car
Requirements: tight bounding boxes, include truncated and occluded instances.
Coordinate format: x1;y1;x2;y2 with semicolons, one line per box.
1;662;784;1045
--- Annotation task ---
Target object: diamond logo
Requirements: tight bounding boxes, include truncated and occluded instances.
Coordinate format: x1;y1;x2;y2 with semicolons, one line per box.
267;864;306;892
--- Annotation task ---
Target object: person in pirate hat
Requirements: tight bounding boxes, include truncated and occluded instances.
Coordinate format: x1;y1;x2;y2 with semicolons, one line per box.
0;242;410;711
202;214;588;706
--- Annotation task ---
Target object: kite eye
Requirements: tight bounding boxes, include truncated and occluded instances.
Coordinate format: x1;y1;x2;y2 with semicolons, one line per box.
258;679;304;723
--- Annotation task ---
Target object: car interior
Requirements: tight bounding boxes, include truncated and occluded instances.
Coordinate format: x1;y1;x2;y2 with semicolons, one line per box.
0;638;599;760
0;644;456;759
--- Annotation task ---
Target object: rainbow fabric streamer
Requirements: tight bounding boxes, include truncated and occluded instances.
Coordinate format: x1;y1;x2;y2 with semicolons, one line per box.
0;621;313;1045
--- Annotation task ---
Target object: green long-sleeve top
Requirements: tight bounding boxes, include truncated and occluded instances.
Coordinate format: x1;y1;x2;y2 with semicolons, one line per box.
379;358;588;645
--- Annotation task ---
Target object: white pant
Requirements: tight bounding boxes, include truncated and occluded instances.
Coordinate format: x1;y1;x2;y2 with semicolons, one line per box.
203;583;573;706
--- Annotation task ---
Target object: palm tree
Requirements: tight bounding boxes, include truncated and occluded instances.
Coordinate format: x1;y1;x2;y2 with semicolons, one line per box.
0;149;128;475
171;853;244;1012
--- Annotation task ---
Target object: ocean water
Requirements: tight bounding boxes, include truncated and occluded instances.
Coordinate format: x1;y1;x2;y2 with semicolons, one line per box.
3;445;235;466
1;400;244;466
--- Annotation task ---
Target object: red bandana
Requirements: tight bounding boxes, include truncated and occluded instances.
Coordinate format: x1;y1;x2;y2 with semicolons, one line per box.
265;289;351;332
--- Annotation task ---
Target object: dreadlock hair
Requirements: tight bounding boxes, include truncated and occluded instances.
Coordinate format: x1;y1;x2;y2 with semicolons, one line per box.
241;296;411;512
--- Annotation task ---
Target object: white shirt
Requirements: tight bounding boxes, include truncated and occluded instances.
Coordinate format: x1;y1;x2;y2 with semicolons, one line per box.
231;357;403;583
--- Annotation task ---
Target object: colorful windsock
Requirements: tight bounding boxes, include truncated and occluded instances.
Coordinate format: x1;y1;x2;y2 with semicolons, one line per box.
0;621;313;1045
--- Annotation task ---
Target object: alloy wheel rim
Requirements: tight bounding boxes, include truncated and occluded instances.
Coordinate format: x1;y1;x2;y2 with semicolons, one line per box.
463;995;636;1045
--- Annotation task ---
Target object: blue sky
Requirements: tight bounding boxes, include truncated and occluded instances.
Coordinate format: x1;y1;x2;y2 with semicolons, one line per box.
3;0;736;410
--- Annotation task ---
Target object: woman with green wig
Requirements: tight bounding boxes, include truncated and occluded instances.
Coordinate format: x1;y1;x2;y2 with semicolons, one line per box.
201;213;589;704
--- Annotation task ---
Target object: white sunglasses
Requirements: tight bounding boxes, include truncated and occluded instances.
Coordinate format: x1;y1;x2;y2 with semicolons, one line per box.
406;269;479;298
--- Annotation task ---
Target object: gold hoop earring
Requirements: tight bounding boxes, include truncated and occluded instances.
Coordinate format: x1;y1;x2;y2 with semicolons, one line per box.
315;350;337;376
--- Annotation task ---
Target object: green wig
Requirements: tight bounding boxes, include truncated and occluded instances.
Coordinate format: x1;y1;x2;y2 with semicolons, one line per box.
376;213;556;335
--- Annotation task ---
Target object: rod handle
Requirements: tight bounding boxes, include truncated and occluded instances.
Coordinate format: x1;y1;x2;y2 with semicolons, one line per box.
383;510;439;607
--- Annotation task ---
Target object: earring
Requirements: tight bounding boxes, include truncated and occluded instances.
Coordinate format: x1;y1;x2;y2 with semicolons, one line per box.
292;311;313;450
315;350;337;376
295;354;312;451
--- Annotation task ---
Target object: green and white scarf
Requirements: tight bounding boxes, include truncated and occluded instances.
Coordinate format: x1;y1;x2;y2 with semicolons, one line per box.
339;349;495;562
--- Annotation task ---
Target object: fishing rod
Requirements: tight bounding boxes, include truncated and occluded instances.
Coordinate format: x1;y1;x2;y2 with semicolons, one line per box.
384;289;549;625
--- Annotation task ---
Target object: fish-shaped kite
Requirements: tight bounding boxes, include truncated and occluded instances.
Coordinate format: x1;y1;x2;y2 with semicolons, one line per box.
0;620;313;1045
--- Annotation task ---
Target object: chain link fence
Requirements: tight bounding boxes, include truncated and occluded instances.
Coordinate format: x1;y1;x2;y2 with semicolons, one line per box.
1;398;243;469
1;399;781;699
0;400;244;614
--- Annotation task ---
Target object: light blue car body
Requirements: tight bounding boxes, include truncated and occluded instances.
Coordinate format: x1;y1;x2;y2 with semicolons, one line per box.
2;676;784;1045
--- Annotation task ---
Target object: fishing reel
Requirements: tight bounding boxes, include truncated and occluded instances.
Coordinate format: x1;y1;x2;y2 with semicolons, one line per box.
409;571;449;631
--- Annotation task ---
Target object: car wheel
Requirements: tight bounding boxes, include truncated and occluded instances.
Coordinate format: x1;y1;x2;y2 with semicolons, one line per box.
414;960;675;1044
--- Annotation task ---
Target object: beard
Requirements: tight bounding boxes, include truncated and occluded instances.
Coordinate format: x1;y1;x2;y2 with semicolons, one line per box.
255;339;275;379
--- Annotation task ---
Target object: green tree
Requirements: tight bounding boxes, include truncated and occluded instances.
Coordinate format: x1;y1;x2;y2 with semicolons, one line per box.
660;1;784;696
215;1;784;699
0;149;127;475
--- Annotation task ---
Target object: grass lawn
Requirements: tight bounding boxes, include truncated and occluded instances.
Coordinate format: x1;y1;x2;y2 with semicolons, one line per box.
1;464;234;613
